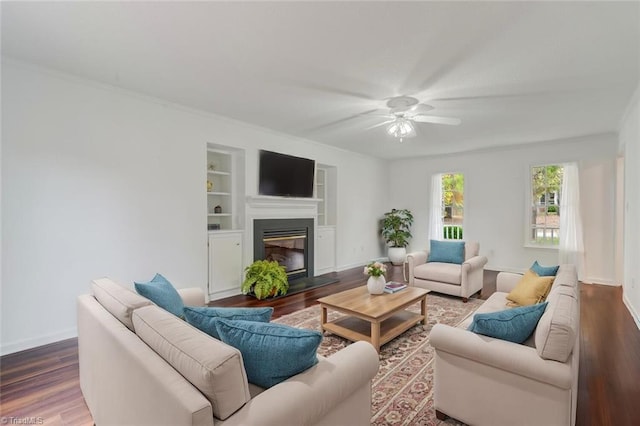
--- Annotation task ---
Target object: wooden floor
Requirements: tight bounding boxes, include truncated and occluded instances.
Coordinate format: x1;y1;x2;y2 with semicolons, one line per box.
1;264;639;425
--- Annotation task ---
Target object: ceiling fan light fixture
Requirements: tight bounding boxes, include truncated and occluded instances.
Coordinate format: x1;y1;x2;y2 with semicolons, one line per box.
387;117;416;141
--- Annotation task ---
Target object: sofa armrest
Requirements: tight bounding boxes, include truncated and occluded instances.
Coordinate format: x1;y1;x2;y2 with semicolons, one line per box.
430;324;571;389
177;288;206;307
496;272;523;293
220;341;379;426
462;255;488;272
407;250;428;285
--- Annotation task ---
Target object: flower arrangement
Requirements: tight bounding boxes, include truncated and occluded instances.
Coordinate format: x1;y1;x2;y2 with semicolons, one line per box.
364;261;387;277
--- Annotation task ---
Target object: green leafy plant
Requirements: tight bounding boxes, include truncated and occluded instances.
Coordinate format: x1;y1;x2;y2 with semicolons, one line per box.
241;260;289;300
381;208;414;248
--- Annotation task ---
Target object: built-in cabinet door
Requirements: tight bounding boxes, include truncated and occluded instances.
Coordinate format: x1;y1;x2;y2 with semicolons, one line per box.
208;232;243;295
316;226;336;274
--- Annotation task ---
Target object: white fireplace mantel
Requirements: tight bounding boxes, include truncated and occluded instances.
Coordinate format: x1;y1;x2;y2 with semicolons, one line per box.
246;195;322;208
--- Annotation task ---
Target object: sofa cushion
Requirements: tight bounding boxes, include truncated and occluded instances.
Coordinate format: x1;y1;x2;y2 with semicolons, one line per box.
414;262;462;285
91;278;152;331
506;269;554;306
467;302;548;343
134;273;184;318
132;305;250;420
531;260;560;277
184;306;274;339
213;318;322;388
535;286;579;362
428;240;465;264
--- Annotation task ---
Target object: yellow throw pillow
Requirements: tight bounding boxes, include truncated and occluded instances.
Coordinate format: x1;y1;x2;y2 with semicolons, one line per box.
506;269;554;307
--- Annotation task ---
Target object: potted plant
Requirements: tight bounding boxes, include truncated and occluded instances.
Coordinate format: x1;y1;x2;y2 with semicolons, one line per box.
241;260;289;299
381;208;414;265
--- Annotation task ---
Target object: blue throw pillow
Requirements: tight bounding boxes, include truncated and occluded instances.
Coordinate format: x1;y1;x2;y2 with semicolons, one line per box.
467;302;548;344
428;240;465;264
213;318;322;388
134;273;184;318
184;306;274;339
531;261;560;277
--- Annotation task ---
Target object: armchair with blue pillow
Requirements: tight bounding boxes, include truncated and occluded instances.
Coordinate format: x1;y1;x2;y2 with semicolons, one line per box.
407;240;488;302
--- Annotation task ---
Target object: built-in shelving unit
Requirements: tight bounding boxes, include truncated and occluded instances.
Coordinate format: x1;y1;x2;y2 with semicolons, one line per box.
206;145;240;231
316;167;327;226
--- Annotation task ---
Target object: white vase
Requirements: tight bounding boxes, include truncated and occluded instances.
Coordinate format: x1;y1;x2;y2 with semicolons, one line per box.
367;275;386;295
388;247;407;266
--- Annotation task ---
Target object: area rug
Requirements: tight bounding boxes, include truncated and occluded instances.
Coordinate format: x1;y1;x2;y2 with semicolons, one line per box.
272;293;483;425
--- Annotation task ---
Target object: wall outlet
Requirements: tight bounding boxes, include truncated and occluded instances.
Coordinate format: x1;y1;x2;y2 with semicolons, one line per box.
632;278;636;289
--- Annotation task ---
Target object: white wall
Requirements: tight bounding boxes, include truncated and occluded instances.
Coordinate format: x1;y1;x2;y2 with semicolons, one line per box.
0;60;388;354
620;85;640;329
388;135;618;282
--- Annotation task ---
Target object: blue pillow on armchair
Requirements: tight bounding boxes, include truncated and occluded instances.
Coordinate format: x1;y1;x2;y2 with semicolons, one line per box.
428;240;465;264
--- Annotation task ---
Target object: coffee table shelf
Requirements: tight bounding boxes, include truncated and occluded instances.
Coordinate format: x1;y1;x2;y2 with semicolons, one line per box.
322;310;424;348
318;286;429;352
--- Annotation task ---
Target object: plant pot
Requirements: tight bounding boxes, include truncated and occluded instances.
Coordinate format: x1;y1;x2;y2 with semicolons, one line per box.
388;247;407;266
367;275;386;295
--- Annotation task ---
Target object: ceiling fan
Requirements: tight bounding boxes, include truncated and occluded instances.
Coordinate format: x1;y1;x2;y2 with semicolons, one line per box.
368;96;462;142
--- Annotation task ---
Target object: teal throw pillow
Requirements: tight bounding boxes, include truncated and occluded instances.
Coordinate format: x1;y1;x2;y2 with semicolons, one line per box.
213;318;322;388
184;306;274;339
531;261;560;277
468;302;548;343
428;240;465;264
134;273;184;318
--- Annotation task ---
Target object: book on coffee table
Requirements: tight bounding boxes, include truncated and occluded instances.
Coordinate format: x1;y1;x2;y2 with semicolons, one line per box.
384;281;407;293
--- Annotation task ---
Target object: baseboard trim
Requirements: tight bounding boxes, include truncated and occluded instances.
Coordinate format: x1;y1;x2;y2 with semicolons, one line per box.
622;292;640;331
1;327;78;356
336;257;388;273
208;287;241;301
487;265;526;274
582;277;620;286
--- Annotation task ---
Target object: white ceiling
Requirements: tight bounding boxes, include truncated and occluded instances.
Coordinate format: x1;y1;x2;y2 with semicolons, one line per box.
2;1;639;159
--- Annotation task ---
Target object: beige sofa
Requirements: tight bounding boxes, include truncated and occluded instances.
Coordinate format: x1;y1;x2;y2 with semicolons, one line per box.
407;241;488;302
430;264;579;426
78;278;379;426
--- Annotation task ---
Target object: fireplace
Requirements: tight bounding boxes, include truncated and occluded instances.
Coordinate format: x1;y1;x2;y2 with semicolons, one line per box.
253;218;314;282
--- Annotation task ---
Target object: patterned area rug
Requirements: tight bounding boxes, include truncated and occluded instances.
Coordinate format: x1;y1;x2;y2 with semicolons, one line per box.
273;292;483;425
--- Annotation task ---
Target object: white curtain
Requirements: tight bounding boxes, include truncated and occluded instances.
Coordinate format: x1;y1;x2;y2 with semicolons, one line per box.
428;173;443;241
559;162;585;279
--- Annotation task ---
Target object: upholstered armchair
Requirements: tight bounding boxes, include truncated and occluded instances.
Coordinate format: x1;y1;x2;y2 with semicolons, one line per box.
407;241;488;302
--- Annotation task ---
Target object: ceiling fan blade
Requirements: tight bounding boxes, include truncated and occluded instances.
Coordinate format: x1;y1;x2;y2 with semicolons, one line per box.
293;82;377;100
304;108;380;132
412;116;462;125
410;103;435;114
361;109;394;117
364;119;395;131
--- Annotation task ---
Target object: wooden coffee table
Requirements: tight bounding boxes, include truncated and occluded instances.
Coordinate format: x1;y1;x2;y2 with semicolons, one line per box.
318;286;429;353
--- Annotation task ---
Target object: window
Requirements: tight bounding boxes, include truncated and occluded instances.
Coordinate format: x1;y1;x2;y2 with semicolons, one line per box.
442;173;464;240
529;165;564;246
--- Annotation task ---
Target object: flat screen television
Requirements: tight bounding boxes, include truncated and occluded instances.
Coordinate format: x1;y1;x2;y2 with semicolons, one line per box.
258;150;315;198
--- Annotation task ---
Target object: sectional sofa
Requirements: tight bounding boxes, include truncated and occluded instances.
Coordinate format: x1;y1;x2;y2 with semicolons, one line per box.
77;278;379;426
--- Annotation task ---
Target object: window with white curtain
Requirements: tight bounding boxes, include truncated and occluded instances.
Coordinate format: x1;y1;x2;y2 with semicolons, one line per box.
528;164;564;246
